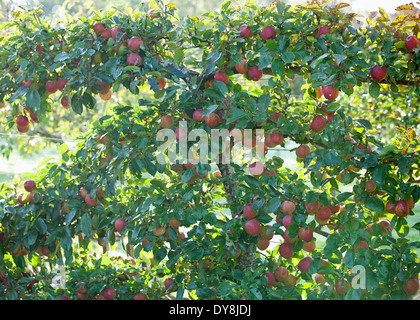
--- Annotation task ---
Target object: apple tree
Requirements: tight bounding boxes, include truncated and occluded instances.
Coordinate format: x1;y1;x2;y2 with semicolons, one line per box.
0;0;419;300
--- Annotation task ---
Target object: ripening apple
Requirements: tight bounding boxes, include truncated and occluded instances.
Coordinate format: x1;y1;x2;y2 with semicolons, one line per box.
282;215;294;229
298;226;313;242
101;28;112;39
29;192;42;204
281;200;295;215
24;180;36;192
323;84;339;100
274;266;288;281
56;78;68;91
79;187;88;198
45;80;58;94
193;109;204;122
279;242;294;259
114;218;127;232
134;292;149;300
259;225;274;240
334;279;350;295
35;43;43;55
261;26;276;40
296;145;310;159
16;115;29;128
99;90;112;101
257;238;270;250
127;52;142;66
394;200;410;217
239;24;253;38
243;203;258;220
204;113;220;128
103;287;116;300
405;35;420;51
17;192;29;204
248;65;263;81
244;219;260;236
317;206;332;220
111;27;124;41
227;244;241;259
153;225;167;237
310;115;327;132
265;271;276;287
85;194;99;207
214;70;229;84
365;180;377;193
270;132;284;145
160;115;174;128
370;65;387;82
248;161;265;176
297;256;312;273
93;22;105;36
403;277;419;296
315;273;326;285
157;77;166;89
283;229;297;243
127;36;143;51
235;59;248;74
302;241;316;253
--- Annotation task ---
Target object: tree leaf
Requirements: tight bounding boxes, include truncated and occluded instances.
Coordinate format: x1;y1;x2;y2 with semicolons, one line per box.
364;196;384;213
80;213;92;237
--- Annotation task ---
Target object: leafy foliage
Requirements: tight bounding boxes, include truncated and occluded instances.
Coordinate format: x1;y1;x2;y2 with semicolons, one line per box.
0;0;419;300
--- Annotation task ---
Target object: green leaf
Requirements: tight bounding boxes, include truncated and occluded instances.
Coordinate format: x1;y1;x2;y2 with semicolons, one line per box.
271;59;284;77
80;213;92;237
71;93;83;114
281;52;295;64
372;164;387;186
82;92;96;109
398;155;412;176
364;196;384;213
25;89;41;111
259;51;273;69
369;81;380;98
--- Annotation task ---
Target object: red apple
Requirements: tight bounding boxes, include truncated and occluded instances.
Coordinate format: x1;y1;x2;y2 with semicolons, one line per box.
16;115;29;128
239;24;253;38
248;65;263;81
24;180;36;192
235;59;249;74
35;43;43;55
193;109;204;122
127;52;142;66
45;80;58;94
335;279;350;295
310;115;327;132
56;78;68;91
244;219;260;236
298;226;313;242
317;206;332;220
296;145;310;159
214;70;229;84
282;215;294;229
153;225;167;237
323;85;339;100
101;28;112;39
103;287;116;300
160;115;174;128
405;35;420;51
297;256;312;273
204;113;220;128
79;187;88;198
283;229;297;243
248;161;265;176
279;243;294;259
127;36;143;51
243;203;258;220
111;27;124;41
265;271;276;286
148;9;161;19
303;241;316;253
257;238;270;250
274;266;289;281
270;132;284;145
259;225;274;240
365;180;377;193
394;200;410;218
281;200;295;215
85;194;98;207
114;218;127;232
134;292;149;300
261;26;276;40
403;278;419;296
370;65;387;82
93;22;105;36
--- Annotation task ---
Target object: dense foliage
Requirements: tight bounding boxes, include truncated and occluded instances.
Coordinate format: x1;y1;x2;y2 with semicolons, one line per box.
0;0;419;300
